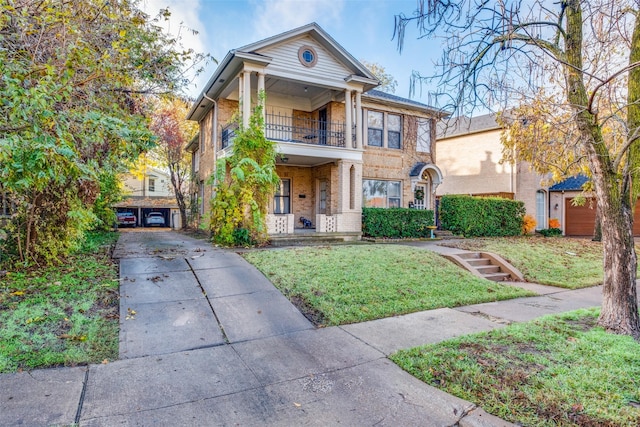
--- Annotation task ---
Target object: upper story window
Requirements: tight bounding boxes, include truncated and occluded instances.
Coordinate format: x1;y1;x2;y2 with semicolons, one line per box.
148;178;156;192
367;111;402;149
193;148;200;173
298;45;318;68
417;118;432;153
388;114;402;149
367;111;383;147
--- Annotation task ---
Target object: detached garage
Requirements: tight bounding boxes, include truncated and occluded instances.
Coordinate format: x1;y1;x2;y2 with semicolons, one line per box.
550;176;640;236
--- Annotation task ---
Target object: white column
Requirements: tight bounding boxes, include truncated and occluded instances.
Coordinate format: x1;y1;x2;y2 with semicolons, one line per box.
242;70;251;128
257;72;266;122
345;89;353;148
355;91;363;149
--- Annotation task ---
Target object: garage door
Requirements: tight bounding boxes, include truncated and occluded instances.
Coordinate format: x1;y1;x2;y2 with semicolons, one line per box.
565;198;640;236
565;198;597;236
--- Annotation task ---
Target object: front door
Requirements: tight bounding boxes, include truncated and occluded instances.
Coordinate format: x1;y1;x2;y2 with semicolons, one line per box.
318;108;327;145
414;184;426;210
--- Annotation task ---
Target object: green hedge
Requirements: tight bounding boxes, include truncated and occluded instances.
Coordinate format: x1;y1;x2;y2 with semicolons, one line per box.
439;195;525;237
362;207;435;238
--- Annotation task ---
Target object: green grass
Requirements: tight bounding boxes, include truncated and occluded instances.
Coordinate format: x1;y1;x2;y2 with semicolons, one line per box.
243;244;533;326
442;237;604;288
0;231;120;373
391;308;640;426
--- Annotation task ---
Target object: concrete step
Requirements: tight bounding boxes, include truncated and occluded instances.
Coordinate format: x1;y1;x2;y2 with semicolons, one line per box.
475;265;501;274
483;272;512;282
457;252;481;259
433;230;463;240
466;258;491;267
441;251;524;282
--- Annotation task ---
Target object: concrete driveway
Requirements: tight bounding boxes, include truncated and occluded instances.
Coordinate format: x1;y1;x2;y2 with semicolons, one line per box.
1;231;608;426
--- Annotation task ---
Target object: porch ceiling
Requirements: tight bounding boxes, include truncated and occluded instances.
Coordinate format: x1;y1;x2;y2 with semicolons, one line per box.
276;141;362;167
220;74;340;105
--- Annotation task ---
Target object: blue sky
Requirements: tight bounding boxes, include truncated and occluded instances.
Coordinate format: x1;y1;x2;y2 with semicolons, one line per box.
141;0;443;104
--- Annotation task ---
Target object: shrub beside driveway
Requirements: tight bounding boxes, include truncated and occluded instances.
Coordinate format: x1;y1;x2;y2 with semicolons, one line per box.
243;244;533;326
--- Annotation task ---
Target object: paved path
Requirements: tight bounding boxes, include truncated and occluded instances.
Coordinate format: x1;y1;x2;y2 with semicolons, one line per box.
0;232;606;426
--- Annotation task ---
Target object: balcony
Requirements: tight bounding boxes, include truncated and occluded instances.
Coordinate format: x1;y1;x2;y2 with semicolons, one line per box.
221;113;354;150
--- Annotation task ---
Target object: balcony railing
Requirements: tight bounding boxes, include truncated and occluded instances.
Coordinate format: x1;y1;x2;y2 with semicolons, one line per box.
265;113;347;147
221;114;355;149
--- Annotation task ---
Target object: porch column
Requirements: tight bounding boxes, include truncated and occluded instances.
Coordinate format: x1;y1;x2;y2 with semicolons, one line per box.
355;91;363;149
257;72;266;122
242;70;251;128
345;89;353;148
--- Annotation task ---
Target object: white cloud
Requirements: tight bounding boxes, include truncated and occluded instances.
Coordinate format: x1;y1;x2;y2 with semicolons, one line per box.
251;0;345;40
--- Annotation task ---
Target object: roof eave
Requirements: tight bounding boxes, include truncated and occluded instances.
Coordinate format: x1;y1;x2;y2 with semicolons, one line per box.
361;93;449;118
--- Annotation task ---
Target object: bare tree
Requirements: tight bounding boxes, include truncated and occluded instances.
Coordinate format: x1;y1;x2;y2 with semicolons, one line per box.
395;0;640;339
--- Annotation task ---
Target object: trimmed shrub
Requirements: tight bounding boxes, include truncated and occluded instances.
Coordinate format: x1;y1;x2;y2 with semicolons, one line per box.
539;227;563;237
439;195;525;237
362;207;434;238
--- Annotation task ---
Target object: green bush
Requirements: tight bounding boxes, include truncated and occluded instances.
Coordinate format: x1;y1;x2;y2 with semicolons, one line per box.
539;227;563;237
439;195;525;237
362;207;434;238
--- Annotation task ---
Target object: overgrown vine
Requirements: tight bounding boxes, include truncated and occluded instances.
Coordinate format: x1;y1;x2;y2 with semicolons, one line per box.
209;92;279;246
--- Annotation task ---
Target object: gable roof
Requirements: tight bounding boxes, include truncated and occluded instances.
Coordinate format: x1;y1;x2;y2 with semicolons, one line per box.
548;175;590;191
437;113;500;139
187;23;379;121
237;23;376;79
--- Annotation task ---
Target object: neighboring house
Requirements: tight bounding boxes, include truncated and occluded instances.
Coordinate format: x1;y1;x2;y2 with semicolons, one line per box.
549;175;640;236
435;114;549;230
114;168;181;228
186;23;445;240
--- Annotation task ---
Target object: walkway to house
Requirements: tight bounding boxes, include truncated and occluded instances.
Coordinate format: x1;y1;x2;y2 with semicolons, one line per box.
0;231;606;426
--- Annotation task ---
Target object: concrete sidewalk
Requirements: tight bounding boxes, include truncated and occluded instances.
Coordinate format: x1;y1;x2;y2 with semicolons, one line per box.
1;232;605;426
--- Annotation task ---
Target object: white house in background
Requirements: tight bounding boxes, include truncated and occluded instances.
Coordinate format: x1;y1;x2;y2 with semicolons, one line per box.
186;22;446;241
114;168;181;228
436;114;549;230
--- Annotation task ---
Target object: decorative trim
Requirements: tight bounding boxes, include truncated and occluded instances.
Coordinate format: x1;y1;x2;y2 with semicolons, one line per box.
298;45;318;68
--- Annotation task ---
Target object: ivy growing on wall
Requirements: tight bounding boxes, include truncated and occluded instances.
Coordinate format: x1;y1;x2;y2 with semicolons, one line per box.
209;92;280;246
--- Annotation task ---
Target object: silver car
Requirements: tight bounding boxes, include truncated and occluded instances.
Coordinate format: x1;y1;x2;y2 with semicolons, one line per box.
145;212;165;227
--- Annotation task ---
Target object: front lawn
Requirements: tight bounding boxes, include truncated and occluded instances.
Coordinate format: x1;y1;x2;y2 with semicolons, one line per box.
0;231;120;373
442;237;604;288
243;244;533;326
391;308;640;426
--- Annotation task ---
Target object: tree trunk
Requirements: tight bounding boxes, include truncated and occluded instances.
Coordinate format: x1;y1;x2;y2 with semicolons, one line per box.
564;1;640;338
592;206;602;242
596;184;640;339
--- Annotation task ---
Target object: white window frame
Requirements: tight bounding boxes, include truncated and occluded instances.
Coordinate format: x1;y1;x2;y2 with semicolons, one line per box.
362;179;402;208
417;118;431;153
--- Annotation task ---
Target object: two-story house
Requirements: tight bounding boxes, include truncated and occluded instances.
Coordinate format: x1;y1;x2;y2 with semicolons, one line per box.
187;23;445;240
114;168;181;228
436;114;548;230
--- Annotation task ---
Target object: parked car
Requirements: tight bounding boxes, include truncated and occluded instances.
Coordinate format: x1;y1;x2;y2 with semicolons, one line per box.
116;212;136;228
145;212;165;227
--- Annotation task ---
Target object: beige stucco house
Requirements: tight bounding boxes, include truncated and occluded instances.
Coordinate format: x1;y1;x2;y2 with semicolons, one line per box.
114;168;181;228
186;23;445;240
436;114;549;230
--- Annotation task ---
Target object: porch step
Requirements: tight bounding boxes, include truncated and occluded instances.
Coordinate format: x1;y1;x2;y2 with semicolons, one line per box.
433;230;463;240
269;232;361;247
441;251;524;282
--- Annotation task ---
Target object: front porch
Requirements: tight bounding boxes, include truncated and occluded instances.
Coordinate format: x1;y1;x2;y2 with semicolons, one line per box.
268;225;361;246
